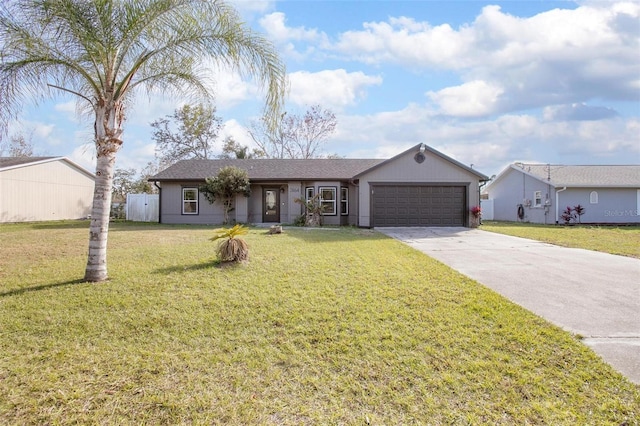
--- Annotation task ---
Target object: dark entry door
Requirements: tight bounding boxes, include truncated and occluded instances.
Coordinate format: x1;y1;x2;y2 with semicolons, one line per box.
263;188;280;223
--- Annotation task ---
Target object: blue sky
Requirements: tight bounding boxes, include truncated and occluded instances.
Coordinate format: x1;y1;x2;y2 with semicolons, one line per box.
5;0;640;178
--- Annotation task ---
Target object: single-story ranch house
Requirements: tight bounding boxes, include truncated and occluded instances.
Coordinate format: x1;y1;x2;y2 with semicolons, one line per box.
0;156;95;223
149;143;489;227
484;163;640;224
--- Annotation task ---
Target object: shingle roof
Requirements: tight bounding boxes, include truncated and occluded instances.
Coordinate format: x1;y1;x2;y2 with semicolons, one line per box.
515;163;640;187
0;156;58;170
150;158;386;181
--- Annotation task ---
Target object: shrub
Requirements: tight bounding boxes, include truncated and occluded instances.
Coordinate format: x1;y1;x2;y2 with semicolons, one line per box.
470;205;482;218
211;224;249;262
561;205;586;225
294;193;325;226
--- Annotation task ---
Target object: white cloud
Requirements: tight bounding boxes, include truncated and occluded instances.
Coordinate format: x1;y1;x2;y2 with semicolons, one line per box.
220;119;255;151
427;80;505;117
322;2;640;116
288;69;382;110
332;17;471;69
69;143;96;171
259;12;322;44
228;0;275;15
328;103;639;176
258;12;328;61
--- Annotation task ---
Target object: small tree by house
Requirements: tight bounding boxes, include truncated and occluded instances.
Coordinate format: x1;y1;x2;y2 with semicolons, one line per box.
200;166;251;224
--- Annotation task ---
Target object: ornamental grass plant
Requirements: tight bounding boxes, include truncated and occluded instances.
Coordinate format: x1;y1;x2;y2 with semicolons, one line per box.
211;223;249;262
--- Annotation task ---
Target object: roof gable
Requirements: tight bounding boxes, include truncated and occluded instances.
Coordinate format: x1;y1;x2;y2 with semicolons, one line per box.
354;143;489;180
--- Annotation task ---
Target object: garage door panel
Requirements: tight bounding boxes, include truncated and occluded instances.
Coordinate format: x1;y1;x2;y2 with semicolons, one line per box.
372;185;465;227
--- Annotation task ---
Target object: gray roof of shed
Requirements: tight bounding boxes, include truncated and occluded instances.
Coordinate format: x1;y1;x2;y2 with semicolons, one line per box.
512;163;640;187
150;158;386;181
0;156;58;169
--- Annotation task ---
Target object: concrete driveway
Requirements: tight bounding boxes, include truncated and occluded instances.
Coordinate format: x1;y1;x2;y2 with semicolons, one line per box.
377;227;640;384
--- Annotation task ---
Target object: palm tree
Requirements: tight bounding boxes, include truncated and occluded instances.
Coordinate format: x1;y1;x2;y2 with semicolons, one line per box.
0;0;287;282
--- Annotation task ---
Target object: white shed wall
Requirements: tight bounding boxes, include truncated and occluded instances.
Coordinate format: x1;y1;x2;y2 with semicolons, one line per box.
0;160;94;223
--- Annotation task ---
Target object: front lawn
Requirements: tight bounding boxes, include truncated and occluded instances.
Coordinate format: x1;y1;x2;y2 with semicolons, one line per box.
0;222;638;424
481;221;640;258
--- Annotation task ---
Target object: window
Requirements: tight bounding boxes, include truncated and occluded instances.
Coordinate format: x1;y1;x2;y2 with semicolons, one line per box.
182;187;198;214
590;191;598;204
340;187;349;215
319;186;336;215
533;190;542;207
305;186;315;202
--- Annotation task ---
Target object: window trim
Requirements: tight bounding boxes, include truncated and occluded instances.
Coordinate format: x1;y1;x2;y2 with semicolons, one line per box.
590;191;598;204
533;190;542;207
182;187;199;215
319;186;337;216
340;187;349;216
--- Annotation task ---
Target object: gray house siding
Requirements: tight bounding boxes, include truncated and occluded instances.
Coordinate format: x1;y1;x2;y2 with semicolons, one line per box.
159;182;225;225
158;180;358;225
490;169;555;224
486;165;640;224
559;188;639;224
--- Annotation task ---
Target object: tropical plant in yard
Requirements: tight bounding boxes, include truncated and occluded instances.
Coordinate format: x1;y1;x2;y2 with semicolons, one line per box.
574;204;585;223
470;205;482;218
561;206;576;224
211;224;249;262
561;205;586;224
294;193;325;226
0;0;286;282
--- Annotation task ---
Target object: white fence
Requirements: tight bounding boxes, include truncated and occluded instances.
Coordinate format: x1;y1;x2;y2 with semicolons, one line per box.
480;199;494;221
126;193;159;222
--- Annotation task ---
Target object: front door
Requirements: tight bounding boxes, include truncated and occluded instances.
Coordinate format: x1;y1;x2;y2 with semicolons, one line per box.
263;188;280;223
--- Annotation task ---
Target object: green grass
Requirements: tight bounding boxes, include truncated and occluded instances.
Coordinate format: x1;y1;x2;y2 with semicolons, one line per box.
481;221;640;258
1;221;638;424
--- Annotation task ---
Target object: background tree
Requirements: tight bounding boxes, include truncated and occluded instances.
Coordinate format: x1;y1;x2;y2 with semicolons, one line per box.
112;168;138;203
152;103;222;166
0;0;286;282
249;105;337;159
200;166;251;224
0;132;35;157
136;161;161;194
218;136;265;159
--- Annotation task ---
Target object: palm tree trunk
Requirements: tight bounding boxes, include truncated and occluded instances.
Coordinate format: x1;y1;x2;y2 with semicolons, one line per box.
84;150;117;282
84;100;123;282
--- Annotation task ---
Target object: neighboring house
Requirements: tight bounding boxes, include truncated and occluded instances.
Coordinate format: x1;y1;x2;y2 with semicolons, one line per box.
0;156;95;223
484;163;640;224
149;143;489;227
